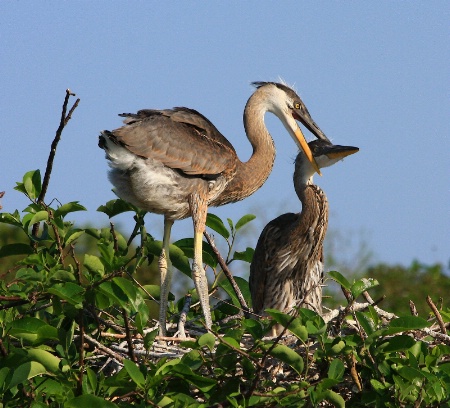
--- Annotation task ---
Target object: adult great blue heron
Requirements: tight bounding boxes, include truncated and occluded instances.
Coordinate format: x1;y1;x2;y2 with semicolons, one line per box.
249;139;358;336
99;82;330;336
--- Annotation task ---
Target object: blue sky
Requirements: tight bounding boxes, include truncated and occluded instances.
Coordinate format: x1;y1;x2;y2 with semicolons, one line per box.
1;2;449;272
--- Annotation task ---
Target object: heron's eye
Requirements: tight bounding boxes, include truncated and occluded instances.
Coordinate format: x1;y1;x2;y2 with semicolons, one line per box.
294;102;301;110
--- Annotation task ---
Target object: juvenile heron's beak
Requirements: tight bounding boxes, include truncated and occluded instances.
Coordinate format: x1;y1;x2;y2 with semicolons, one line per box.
321;144;359;160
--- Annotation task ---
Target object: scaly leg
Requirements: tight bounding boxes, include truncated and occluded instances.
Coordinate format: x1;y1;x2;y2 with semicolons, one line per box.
158;217;174;337
189;194;212;330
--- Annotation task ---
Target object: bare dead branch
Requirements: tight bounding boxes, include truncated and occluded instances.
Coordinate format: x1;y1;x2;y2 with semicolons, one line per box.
32;89;80;238
178;294;192;339
122;309;137;362
427;295;447;334
83;334;124;363
204;230;249;313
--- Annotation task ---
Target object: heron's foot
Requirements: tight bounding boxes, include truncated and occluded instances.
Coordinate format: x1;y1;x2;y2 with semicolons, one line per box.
158;248;173;338
192;261;212;329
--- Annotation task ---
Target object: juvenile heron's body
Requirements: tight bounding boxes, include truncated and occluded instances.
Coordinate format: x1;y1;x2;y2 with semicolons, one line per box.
250;140;359;335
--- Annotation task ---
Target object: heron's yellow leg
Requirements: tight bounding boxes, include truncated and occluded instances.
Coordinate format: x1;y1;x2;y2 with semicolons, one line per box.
159;218;174;337
189;193;212;330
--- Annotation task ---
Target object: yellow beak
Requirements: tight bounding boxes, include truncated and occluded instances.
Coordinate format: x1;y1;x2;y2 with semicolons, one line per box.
294;127;322;176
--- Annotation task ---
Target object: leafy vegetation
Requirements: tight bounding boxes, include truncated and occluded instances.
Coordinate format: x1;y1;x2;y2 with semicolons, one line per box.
0;91;449;407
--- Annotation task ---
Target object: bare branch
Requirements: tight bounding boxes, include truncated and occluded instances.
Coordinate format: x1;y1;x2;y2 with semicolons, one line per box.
32;89;80;239
204;230;249;313
426;296;447;334
178;294;192;339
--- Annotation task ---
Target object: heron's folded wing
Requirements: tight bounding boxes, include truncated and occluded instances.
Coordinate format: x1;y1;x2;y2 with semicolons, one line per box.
111;108;237;177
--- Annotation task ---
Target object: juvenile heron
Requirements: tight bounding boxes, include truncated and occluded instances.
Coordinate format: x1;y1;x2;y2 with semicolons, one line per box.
99;82;330;336
249;139;359;335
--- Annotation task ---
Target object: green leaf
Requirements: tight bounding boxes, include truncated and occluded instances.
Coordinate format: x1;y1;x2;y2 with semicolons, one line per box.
198;332;215;351
26;349;61;373
382;335;416;352
123;359;145;388
385;316;430;335
242;318;264;339
112;277;149;318
65;229;85;246
99;278;149;325
65;395;118;408
232;247;254;263
181;350;203;370
297;308;327;335
9;317;54;344
48;282;85;307
265;309;308;342
17;170;42;200
143;329;158;349
218;276;250;310
322;390;345;408
329;339;346;354
7;362;46;390
29;210;48;226
170;363;217;392
97;198;137;218
206;213;230;239
355;311;376;336
0;211;23;227
173;238;217;268
350;277;379;299
264;343;304;375
328;359;345;381
235;214;256;231
54;201;87;218
328;271;351;290
83;254;105;277
0;243;33;258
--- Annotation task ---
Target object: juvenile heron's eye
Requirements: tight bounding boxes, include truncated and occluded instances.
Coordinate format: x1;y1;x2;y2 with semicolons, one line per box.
294;103;301;109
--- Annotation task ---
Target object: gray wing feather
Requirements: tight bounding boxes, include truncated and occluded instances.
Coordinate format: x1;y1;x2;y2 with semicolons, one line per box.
111;108;237;177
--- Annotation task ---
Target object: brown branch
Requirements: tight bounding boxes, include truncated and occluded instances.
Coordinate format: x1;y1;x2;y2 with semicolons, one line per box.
0;338;8;357
77;307;85;395
48;209;65;264
409;300;419;316
110;222;119;252
154;335;196;342
426;296;447;335
83;334;124;363
204;231;248;313
346;353;362;392
122;309;137;362
70;244;82;284
178;294;192;339
32;89;80;238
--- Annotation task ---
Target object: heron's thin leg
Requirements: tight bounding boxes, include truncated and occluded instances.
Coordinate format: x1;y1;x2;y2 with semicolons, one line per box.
158;217;174;337
189;193;212;330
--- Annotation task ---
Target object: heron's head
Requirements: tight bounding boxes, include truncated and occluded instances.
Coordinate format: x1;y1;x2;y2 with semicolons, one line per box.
252;81;331;176
294;139;359;184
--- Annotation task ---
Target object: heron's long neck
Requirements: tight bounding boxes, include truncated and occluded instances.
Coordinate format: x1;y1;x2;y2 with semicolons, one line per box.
294;182;329;250
211;95;275;205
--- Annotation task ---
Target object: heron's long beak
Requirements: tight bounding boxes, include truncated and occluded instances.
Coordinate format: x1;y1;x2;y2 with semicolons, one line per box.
293;126;322;176
292;104;331;176
321;144;359;160
293;108;331;144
